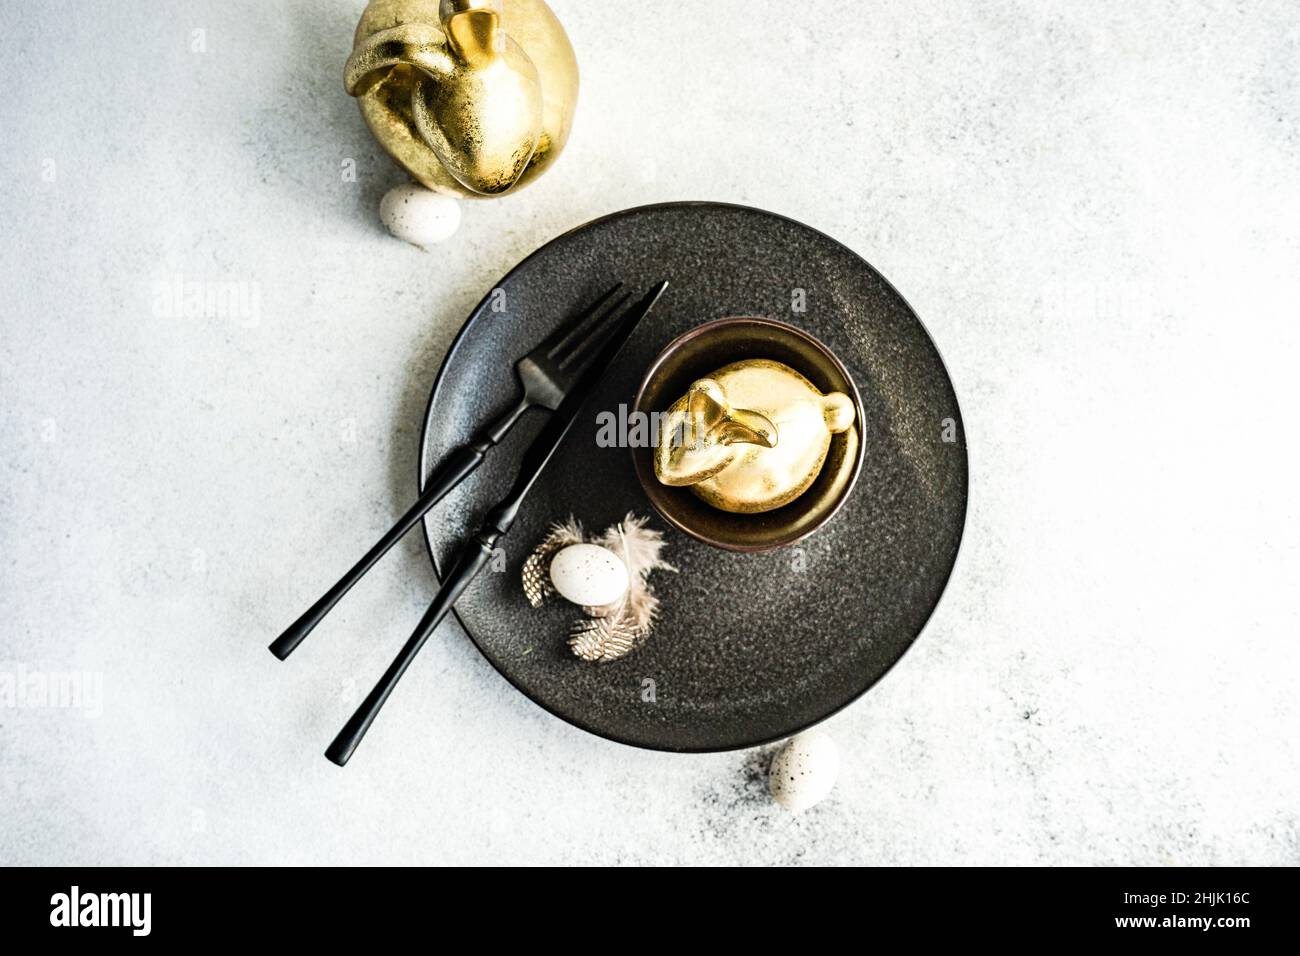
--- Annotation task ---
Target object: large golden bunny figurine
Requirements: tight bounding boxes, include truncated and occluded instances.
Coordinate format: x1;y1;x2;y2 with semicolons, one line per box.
345;0;578;197
655;360;858;514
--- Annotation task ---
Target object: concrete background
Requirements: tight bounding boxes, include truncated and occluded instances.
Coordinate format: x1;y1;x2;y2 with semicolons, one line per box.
1;0;1297;865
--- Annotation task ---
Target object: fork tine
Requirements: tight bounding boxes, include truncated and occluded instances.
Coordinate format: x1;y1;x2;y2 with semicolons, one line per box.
539;283;622;359
557;291;634;370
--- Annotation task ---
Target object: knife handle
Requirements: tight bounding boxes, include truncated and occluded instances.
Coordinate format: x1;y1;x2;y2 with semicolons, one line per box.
268;397;529;661
324;529;501;766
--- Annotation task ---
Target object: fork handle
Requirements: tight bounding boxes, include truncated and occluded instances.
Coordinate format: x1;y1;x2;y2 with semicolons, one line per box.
268;396;530;661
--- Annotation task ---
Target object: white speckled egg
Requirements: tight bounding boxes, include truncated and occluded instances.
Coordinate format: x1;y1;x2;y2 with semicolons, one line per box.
768;730;839;812
379;183;461;248
549;543;628;607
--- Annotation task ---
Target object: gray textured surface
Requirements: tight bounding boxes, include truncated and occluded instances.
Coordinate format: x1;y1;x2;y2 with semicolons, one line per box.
1;0;1298;865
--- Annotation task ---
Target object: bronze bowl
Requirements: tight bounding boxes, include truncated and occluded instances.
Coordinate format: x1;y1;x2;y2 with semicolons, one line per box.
631;317;865;552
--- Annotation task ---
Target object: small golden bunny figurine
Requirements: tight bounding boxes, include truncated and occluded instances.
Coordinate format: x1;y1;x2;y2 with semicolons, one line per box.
345;0;578;197
655;360;857;513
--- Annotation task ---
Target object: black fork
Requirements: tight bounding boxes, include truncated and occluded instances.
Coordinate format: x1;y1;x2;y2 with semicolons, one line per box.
269;284;630;661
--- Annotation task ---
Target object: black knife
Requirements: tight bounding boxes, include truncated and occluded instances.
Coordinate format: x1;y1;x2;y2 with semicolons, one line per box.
325;281;668;766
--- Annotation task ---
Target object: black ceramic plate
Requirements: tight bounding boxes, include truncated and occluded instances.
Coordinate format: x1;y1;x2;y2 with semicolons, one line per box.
421;202;966;752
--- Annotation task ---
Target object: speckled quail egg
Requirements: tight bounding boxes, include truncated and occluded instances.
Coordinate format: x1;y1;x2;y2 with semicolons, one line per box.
768;730;840;812
379;183;461;248
549;543;629;607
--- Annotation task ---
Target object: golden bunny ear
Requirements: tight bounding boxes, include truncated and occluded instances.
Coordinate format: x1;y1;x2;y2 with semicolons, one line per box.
686;379;729;432
343;23;455;98
716;408;777;447
440;0;503;64
685;379;778;447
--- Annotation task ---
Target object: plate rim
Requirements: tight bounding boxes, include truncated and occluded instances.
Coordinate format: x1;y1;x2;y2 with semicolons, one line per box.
419;200;969;753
